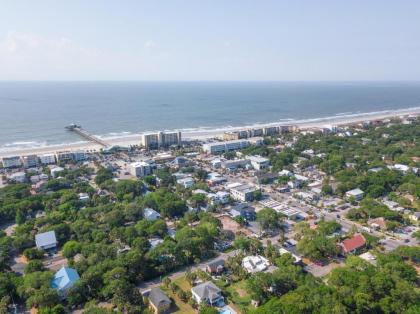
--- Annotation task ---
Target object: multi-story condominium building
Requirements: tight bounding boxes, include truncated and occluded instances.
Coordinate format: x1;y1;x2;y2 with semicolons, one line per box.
1;156;22;168
39;153;56;165
22;155;39;168
141;131;181;149
263;126;280;136
129;161;153;177
73;151;87;162
202;139;250;154
56;151;74;163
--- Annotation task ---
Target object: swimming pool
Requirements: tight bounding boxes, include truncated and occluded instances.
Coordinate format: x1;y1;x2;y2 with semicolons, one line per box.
219;305;236;314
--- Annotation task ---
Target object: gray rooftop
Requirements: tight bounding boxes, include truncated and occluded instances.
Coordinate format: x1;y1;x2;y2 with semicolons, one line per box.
149;288;171;308
35;230;57;248
191;281;221;300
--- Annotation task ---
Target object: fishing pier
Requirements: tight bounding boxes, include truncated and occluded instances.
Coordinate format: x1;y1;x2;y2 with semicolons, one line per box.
65;124;109;148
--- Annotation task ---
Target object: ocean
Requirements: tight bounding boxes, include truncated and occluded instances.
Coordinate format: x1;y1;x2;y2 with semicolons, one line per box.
1;81;420;150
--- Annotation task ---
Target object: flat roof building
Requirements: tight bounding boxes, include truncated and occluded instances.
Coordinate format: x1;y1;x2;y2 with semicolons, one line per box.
22;155;38;168
129;161;153;177
39;153;56;165
142;131;181;150
202;139;250;154
229;183;259;202
2;156;22;168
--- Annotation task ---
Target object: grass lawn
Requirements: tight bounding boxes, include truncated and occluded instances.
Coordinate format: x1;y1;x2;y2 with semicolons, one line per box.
173;276;192;291
225;280;252;314
161;276;196;314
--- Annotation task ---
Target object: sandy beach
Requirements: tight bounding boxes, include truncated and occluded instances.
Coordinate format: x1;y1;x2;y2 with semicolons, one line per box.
0;107;419;158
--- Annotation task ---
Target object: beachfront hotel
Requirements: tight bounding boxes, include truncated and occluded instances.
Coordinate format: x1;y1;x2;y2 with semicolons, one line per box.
141;131;181;150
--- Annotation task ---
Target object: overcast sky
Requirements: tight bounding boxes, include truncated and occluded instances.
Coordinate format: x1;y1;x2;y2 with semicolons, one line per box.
1;0;420;81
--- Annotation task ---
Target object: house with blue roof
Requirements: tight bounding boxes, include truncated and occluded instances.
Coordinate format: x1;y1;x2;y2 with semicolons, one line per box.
51;266;80;296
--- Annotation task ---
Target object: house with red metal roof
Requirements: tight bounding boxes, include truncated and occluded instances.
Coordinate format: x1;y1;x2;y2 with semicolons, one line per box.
339;234;366;255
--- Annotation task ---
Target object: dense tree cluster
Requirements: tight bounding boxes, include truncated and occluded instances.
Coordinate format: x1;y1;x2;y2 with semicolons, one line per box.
0;166;220;313
251;248;420;314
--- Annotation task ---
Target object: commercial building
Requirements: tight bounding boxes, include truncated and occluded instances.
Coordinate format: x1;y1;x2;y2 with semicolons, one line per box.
129;161;153;177
229;182;259;202
246;155;270;170
221;159;250;171
141;131;181;149
202;139;250;154
2;156;22;168
346;188;364;201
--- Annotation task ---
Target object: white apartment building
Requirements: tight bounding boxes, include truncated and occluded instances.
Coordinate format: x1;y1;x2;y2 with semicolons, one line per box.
2;156;22;168
129;161;153;177
229;182;259;202
22;155;38;168
246;155;270;170
141;131;181;150
39;154;56;165
202;139;250;154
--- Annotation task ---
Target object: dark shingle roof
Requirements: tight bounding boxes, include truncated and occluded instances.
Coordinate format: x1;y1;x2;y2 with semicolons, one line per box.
149;288;171;308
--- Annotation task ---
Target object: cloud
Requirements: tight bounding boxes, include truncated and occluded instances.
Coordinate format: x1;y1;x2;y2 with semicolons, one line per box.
144;40;156;49
0;31;102;79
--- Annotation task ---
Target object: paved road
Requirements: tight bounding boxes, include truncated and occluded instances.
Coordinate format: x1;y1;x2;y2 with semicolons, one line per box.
137;250;239;292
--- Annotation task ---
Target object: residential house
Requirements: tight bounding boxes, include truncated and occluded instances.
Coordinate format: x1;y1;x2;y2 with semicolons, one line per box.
51;166;65;178
51;266;80;296
35;231;58;250
148;288;171;314
79;193;90;202
144;208;161;221
339;234;366;255
242;255;270;273
206;259;225;274
367;217;386;230
177;177;195;189
8;172;26;183
191;281;224;306
409;212;420;225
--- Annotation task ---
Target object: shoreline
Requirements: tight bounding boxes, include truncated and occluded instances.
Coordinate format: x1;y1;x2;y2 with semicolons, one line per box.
0;106;419;158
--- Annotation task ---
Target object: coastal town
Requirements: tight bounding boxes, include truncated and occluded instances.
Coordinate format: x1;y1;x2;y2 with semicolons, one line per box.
1;114;419;314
